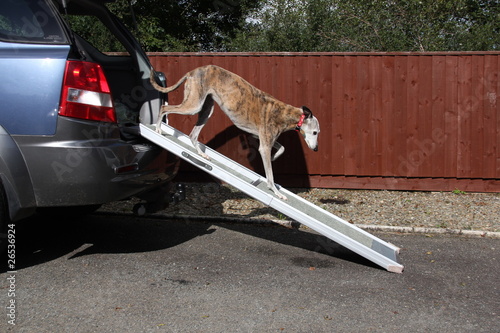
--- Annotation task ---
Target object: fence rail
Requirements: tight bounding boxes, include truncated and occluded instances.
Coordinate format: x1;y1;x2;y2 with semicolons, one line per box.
148;52;499;192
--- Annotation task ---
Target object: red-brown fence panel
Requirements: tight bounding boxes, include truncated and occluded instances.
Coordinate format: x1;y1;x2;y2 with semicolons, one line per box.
148;52;500;192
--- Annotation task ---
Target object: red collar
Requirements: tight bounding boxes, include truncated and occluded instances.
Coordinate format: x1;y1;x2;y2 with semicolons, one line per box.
295;113;306;131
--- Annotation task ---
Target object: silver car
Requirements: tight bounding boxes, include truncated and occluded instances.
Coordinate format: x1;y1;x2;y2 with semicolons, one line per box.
0;0;179;248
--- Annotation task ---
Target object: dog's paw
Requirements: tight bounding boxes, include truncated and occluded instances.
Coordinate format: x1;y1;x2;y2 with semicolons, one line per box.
274;190;287;200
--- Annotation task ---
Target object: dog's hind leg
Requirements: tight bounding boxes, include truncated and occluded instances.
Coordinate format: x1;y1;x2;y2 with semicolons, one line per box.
251;135;285;162
155;76;203;133
271;141;285;161
155;110;169;133
189;95;214;160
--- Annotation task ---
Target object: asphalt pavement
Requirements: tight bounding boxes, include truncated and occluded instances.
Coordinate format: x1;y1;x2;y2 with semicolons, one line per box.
1;213;498;332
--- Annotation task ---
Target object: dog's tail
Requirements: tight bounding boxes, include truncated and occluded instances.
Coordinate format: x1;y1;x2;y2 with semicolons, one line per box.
150;69;188;93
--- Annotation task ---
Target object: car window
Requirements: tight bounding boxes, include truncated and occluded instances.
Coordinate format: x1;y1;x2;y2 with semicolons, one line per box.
0;0;67;44
63;14;129;54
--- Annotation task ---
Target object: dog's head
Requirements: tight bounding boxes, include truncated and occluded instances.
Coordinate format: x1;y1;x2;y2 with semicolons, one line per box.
299;106;320;152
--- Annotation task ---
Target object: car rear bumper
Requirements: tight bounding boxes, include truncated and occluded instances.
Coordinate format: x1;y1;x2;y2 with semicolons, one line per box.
13;117;179;207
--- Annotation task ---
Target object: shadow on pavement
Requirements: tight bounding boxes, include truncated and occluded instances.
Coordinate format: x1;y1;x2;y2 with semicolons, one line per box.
4;212;380;273
215;222;381;271
2;213;214;272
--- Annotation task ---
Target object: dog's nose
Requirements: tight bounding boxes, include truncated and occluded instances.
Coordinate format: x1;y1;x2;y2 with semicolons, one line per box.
314;147;318;152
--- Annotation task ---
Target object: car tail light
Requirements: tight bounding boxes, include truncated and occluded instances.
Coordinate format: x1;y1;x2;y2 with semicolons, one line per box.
59;61;116;123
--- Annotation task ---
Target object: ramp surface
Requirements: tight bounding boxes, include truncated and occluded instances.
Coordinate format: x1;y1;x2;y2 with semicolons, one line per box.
140;123;404;273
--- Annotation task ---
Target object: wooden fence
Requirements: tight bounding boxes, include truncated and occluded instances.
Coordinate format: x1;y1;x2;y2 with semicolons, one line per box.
148;52;500;192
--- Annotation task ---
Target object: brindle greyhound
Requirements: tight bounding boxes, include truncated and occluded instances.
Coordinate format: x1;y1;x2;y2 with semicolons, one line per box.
150;65;320;200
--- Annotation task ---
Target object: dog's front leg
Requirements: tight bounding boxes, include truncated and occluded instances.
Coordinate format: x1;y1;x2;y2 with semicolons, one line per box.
259;143;287;200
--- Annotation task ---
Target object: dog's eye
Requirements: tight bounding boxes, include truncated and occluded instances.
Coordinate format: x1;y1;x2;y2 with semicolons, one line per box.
313;131;318;135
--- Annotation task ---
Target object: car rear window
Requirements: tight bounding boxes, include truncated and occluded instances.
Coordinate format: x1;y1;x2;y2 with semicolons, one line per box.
63;14;129;54
0;0;67;44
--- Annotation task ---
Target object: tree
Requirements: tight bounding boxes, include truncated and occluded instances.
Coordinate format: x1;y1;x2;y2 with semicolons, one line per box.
66;0;263;52
229;0;323;51
229;0;500;52
128;0;264;51
64;0;499;52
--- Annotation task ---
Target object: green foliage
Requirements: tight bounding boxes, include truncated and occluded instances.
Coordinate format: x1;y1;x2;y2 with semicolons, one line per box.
64;0;262;52
64;0;499;52
64;14;128;52
229;0;500;52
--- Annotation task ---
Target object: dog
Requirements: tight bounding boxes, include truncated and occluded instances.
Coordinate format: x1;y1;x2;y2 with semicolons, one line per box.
150;65;320;200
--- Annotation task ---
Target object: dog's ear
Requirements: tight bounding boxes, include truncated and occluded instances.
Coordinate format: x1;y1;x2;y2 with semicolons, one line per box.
302;106;313;118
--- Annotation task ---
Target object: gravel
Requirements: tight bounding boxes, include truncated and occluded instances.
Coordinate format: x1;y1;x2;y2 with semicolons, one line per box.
99;182;499;233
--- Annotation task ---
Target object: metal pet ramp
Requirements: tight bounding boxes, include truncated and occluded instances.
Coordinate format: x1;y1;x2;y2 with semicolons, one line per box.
140;123;404;273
